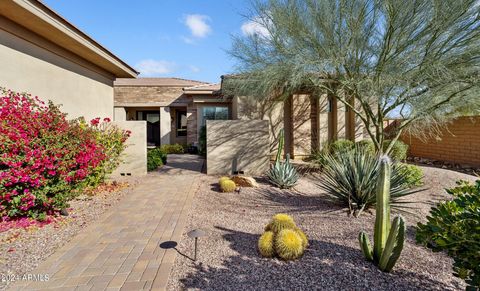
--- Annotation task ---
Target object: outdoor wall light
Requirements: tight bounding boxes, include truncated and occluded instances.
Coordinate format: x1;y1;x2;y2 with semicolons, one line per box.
187;229;206;261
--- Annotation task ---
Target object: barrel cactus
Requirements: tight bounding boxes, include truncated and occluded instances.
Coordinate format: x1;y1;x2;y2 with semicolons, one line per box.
219;176;231;183
276;229;304;260
219;178;236;192
358;156;406;272
258;213;308;261
258;231;275;258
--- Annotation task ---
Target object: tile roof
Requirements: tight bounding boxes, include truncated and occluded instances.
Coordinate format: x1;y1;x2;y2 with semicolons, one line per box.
183;83;221;91
114;78;208;87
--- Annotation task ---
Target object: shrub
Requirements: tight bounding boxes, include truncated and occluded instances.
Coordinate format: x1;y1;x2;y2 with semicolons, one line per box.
356;139;376;154
330;139;355;154
219;179;236;192
198;126;207;156
160;143;185;154
147;148;166;171
416;180;480;289
0;89;121;219
396;163;423;187
385;140;408;161
258;214;308;261
319;147;421;217
80;118;130;189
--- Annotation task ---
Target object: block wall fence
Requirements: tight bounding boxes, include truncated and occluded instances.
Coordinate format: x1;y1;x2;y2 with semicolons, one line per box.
394;116;480;167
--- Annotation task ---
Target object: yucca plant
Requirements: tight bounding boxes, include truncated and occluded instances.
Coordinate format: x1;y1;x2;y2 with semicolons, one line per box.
318;147;422;217
359;156;406;273
267;129;299;189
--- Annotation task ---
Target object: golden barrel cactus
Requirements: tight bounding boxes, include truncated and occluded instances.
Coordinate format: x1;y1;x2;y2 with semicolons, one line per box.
219;178;236;192
258;213;308;261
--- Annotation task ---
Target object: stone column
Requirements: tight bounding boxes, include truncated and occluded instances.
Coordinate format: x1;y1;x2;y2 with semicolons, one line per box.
159;106;171;145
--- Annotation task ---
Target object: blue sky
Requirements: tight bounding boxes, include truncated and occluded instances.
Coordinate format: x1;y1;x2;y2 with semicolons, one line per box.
42;0;262;83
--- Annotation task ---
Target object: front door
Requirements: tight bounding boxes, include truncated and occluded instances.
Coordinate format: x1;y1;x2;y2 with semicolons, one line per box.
136;111;160;146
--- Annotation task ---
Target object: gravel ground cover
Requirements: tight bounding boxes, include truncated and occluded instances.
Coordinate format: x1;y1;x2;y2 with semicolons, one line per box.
167;165;476;291
0;180;137;290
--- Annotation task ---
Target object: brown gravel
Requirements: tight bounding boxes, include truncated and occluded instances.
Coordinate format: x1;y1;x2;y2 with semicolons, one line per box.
167;165;476;291
0;179;138;290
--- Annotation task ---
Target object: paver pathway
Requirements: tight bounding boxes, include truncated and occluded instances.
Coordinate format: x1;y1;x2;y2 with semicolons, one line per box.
11;155;204;291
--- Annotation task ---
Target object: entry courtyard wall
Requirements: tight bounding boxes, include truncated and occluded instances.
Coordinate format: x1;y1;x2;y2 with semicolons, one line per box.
206;120;270;175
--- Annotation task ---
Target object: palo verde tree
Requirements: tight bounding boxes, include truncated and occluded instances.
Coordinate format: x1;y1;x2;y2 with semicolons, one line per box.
225;0;480;155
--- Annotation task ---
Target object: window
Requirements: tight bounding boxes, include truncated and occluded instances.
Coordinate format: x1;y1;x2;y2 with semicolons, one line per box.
176;110;187;137
200;106;229;126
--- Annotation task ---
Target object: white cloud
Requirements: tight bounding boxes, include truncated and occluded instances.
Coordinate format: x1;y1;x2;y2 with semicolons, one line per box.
135;59;176;76
189;65;200;73
241;17;270;38
184;14;212;38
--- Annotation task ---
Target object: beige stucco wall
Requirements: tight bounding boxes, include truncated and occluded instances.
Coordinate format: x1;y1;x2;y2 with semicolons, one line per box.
110;121;147;177
206;120;270;175
114;107;127;121
0;29;114;121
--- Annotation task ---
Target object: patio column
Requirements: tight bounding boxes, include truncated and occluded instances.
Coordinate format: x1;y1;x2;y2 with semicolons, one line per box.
159;106;171;145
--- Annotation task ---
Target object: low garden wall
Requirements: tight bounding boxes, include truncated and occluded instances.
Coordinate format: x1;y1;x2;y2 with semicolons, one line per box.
398;116;480;167
111;121;147;176
206;120;270;175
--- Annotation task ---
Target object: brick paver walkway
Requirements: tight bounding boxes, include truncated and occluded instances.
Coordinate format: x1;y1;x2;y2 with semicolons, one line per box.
11;155;204;291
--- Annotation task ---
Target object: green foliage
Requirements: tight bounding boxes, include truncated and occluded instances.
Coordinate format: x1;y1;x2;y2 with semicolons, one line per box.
227;0;480;157
267;131;299;189
267;154;299;189
416;180;480;289
330;139;355;154
386;140;408;161
198;126;207;156
396;163;423;187
160;143;185;154
147;147;167;171
359;157;406;273
258;214;308;261
219;179;236;192
319;147;420;217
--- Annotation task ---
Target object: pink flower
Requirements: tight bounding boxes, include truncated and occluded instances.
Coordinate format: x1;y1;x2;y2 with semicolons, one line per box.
103;117;111;123
90;117;101;126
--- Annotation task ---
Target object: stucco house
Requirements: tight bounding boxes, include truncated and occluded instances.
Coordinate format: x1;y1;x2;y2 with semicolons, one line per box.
115;76;364;159
0;0;138;120
0;0;147;175
114;78;227;148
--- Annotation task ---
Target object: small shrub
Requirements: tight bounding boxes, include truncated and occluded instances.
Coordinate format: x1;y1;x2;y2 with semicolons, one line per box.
267;130;299;189
396;163;423;187
356;139;375;155
330;139;355;154
384;139;408;161
160;144;185;154
353;139;409;161
275;229;304;260
258;214;308;261
416;180;480;289
219;179;236;192
147;148;166;171
198;126;207;156
319;147;421;217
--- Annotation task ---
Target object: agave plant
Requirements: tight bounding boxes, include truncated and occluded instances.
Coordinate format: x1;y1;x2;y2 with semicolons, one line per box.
267;129;299;189
318;146;422;217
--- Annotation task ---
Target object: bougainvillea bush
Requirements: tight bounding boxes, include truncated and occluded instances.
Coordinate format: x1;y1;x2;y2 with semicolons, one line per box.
0;89;129;220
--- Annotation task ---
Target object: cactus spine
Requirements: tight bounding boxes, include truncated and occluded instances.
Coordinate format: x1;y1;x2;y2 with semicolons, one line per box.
358;156;406;272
